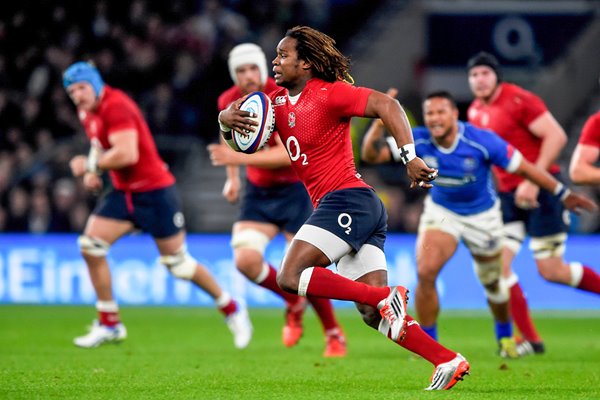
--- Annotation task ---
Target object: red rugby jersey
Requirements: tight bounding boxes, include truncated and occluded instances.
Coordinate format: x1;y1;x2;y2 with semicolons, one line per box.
468;82;559;192
218;77;299;187
578;110;600;148
269;78;372;206
78;86;175;192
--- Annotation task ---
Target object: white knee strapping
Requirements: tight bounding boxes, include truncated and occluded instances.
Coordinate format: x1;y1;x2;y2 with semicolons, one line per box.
502;272;519;288
78;235;110;257
231;229;270;255
159;245;197;279
298;267;314;297
529;233;567;259
254;262;270;284
502;221;525;254
473;257;508;303
569;262;584;287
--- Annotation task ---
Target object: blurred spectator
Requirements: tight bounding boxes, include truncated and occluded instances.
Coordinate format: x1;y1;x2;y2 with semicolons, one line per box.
0;0;381;233
5;186;29;232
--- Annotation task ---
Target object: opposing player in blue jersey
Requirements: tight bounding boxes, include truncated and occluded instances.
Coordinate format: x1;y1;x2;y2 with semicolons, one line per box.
361;90;595;356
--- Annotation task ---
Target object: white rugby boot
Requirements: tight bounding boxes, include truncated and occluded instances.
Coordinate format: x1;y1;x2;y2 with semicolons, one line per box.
226;307;253;349
425;353;470;390
74;320;127;348
377;285;409;341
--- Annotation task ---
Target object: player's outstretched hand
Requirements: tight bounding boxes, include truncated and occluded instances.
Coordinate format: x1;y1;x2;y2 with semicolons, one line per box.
563;192;598;215
207;143;241;166
406;157;438;189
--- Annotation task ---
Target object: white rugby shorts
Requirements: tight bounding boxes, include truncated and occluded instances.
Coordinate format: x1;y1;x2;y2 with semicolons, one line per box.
418;196;503;256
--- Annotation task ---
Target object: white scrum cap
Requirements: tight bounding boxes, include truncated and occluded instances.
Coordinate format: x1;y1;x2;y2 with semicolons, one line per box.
228;43;268;86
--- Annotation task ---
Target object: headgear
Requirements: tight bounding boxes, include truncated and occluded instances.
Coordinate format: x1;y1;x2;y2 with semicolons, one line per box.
63;61;105;98
466;51;502;82
228;43;268;86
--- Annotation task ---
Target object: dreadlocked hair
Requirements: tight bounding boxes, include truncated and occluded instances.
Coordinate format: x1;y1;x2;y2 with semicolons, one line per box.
285;26;354;84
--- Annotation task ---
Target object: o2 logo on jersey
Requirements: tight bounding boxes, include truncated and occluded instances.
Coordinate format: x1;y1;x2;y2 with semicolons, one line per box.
286;136;308;165
338;213;352;235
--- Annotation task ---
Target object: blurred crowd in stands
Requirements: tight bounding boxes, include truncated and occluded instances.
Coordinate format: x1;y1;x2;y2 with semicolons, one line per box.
1;0;598;234
0;0;379;233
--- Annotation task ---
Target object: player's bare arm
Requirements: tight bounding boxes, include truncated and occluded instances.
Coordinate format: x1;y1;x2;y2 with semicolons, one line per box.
515;111;567;207
363;90;437;187
528;111;568;170
516;157;597;213
361;87;398;164
570;144;600;185
361;119;391;164
208;136;291;168
101;129;139;169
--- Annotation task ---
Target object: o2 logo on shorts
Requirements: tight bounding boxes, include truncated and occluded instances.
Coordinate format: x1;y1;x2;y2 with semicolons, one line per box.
338;213;352;235
173;212;185;228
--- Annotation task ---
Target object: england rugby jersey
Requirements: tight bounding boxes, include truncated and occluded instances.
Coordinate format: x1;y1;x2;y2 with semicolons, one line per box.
218;78;299;187
79;86;174;192
577;110;600;148
405;122;522;215
467;82;558;192
269;78;372;206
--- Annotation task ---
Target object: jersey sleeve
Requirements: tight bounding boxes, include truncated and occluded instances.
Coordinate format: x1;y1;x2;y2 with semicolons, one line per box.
578;112;600;148
482;129;523;173
103;103;137;135
329;81;372;118
515;87;547;126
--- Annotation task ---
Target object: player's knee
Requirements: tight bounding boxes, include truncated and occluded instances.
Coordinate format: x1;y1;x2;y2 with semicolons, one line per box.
529;233;566;260
233;248;263;275
473;257;508;303
231;229;269;255
78;235;110;257
535;260;564;282
356;303;380;329
417;265;438;286
159;245;197;280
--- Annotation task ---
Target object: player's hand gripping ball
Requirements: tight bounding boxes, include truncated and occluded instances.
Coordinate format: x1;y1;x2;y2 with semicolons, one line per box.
233;92;275;154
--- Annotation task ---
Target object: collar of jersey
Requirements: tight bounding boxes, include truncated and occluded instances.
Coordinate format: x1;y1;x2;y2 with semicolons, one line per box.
431;121;464;154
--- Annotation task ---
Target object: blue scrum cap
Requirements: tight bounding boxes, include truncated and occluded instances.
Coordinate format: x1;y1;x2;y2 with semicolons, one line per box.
63;61;105;97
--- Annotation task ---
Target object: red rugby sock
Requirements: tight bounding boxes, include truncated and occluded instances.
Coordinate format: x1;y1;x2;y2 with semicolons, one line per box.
303;267;389;307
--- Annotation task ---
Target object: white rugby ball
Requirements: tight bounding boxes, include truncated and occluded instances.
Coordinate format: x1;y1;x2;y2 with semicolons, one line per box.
233;91;275;154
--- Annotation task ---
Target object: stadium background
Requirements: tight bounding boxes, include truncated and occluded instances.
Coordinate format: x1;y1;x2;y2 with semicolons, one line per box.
1;0;599;309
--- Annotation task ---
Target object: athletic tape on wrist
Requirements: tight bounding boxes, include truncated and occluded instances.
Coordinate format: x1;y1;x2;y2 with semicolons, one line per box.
218;111;231;132
398;143;416;165
553;183;571;201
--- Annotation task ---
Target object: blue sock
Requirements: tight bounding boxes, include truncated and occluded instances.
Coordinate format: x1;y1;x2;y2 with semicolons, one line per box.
422;324;437;341
495;320;512;341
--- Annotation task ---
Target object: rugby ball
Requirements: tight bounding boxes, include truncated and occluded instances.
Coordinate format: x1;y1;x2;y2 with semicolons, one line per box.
233;91;275;154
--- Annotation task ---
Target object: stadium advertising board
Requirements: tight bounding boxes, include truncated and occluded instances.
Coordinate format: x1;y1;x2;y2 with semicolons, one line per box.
0;233;597;309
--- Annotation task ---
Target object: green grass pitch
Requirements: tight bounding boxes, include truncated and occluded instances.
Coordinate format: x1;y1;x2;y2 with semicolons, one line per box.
1;305;599;399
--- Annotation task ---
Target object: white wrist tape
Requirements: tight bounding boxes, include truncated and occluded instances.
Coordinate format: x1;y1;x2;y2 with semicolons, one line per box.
553;182;571;201
86;138;101;174
218;111;231;132
397;143;416;165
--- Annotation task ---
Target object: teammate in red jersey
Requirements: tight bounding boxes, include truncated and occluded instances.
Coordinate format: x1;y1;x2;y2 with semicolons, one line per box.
208;43;346;357
63;61;252;349
219;27;469;391
467;52;600;355
570;109;600;185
